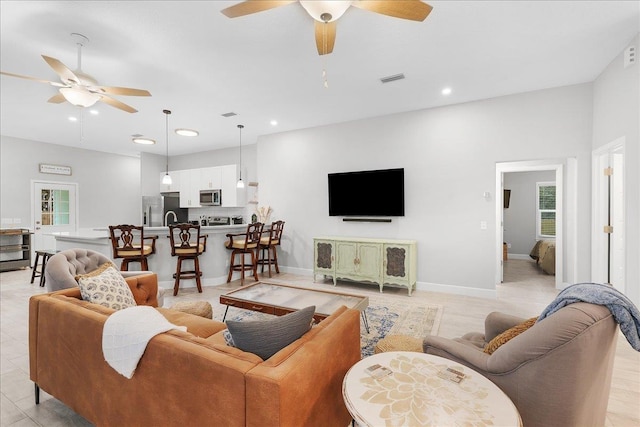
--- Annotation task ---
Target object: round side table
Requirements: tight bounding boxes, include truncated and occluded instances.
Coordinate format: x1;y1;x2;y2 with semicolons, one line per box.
343;351;522;427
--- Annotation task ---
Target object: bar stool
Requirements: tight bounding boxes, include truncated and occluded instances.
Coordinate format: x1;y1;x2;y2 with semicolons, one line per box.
257;220;285;278
168;223;207;296
225;222;263;285
31;249;59;287
108;224;158;271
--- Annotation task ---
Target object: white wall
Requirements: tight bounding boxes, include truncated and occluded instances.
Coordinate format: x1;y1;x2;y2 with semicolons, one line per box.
257;83;594;295
592;34;640;305
0;136;141;229
504;170;556;256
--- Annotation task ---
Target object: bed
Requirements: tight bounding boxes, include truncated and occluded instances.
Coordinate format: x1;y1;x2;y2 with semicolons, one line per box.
529;240;556;275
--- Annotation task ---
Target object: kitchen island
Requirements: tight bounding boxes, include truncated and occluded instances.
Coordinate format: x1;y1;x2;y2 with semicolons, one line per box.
49;225;247;289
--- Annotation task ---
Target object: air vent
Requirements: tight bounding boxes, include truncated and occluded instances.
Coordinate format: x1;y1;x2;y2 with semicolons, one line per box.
131;133;143;138
380;73;405;84
221;112;237;117
624;46;636;68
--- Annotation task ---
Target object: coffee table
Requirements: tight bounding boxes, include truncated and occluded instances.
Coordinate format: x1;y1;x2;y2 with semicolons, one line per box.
343;351;522;427
220;281;370;332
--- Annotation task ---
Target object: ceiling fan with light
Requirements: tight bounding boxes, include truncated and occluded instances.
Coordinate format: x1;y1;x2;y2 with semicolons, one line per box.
221;0;433;55
0;33;151;113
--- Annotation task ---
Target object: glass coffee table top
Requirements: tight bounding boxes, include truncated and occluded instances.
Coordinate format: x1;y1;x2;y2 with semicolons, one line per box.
222;281;369;316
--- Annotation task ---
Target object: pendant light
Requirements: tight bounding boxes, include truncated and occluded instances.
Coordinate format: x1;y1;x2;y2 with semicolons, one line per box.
161;109;172;185
236;124;245;189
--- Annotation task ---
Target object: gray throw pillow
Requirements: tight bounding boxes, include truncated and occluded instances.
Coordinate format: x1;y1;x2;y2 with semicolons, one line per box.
225;306;315;360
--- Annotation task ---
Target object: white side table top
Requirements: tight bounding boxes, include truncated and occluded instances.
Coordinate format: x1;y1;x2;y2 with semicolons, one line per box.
343;351;522;427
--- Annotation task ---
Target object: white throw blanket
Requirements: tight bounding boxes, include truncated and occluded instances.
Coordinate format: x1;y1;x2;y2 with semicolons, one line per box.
102;306;186;379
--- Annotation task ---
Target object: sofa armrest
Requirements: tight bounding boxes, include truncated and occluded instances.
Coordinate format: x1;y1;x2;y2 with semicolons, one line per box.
484;312;526;342
423;335;491;371
124;273;158;307
245;306;361;427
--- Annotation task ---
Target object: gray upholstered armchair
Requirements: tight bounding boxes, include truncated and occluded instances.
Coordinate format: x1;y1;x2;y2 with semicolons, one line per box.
423;302;618;427
44;248;165;306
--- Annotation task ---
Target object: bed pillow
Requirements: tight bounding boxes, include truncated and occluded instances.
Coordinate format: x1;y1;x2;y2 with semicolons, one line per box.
225;306;315;360
483;317;537;354
75;263;137;310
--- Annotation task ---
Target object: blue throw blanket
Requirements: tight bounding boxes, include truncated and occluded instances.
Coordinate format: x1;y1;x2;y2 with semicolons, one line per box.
538;282;640;351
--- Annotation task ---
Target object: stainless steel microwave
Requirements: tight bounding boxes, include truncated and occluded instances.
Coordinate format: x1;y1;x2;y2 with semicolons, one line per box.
199;189;221;206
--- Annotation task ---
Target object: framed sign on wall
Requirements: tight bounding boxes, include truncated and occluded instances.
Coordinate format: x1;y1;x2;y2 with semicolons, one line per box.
39;164;72;176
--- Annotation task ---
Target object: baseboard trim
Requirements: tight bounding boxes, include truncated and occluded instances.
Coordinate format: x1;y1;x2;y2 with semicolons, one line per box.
416;281;497;299
507;254;531;260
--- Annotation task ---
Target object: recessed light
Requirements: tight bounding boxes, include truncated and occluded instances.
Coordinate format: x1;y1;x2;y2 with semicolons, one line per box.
132;137;156;145
89;109;99;115
441;87;452;95
175;128;199;137
68;116;78;122
270;120;278;126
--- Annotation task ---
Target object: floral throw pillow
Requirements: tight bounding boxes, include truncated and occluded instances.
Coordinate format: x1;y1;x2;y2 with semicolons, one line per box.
76;263;137;310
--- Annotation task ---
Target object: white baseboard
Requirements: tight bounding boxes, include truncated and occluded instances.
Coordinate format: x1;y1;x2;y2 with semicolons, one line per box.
506;253;531;260
281;267;498;299
416;281;497;299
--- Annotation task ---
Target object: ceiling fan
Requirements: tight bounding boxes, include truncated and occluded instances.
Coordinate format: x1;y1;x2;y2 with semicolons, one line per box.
221;0;433;55
0;33;151;113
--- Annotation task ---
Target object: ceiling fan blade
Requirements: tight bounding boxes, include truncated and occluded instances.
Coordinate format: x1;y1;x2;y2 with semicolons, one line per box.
96;86;151;97
0;70;63;86
41;55;80;84
221;0;296;18
99;95;138;113
47;93;67;104
352;0;433;21
315;20;337;56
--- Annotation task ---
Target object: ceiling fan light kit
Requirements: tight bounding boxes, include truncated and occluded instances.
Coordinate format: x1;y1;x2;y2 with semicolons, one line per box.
0;32;151;113
221;0;433;56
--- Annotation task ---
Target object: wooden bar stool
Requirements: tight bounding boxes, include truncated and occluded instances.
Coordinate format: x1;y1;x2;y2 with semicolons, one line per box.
257;220;285;278
225;222;263;285
108;224;158;271
30;249;59;287
169;223;207;296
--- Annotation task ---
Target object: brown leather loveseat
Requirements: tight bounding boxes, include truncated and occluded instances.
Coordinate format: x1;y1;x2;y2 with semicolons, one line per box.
29;273;361;426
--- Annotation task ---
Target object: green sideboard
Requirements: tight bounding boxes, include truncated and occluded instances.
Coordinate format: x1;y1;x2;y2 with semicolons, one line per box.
313;236;417;296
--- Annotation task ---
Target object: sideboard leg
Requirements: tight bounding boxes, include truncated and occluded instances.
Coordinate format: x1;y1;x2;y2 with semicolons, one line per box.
34;383;40;405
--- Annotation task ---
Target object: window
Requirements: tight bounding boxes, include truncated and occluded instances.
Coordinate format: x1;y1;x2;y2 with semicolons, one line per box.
537;182;556;237
41;189;70;226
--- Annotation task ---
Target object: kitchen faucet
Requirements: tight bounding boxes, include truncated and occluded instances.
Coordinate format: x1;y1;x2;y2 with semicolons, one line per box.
164;210;178;226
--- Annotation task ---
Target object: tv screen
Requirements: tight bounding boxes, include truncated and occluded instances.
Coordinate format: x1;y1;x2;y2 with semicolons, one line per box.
328;168;405;217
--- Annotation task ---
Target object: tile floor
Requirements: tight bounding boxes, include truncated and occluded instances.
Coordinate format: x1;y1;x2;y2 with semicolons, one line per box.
1;260;639;426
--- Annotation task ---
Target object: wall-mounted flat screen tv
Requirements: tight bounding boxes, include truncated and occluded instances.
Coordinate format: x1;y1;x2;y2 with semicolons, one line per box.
328;168;405;217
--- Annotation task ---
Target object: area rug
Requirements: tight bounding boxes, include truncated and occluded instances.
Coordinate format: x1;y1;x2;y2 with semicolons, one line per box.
211;294;443;358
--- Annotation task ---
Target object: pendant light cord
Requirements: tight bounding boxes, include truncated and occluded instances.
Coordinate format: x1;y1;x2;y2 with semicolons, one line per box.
238;124;244;181
164;109;171;174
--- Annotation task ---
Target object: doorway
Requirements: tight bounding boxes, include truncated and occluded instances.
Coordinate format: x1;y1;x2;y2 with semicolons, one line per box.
495;159;577;290
592;138;625;292
31;181;78;256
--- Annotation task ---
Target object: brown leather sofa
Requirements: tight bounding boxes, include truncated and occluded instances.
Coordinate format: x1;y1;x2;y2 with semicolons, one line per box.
29;273;361;427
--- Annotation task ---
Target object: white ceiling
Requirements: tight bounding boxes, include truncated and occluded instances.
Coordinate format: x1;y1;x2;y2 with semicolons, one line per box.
1;1;638;157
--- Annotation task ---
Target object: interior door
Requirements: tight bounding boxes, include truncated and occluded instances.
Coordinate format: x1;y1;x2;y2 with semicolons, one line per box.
592;140;625;292
32;181;78;255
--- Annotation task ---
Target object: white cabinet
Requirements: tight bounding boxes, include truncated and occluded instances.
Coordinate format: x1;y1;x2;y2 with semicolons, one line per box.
179;169;201;208
160;165;244;208
314;236;417;295
200;167;222;190
160;170;181;193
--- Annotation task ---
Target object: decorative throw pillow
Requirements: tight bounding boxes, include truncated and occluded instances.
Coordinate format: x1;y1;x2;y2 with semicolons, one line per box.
225;306;315;360
483;317;537;355
76;263;137;310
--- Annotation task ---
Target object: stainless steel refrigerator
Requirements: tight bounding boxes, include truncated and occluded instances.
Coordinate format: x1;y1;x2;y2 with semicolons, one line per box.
142;193;188;226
